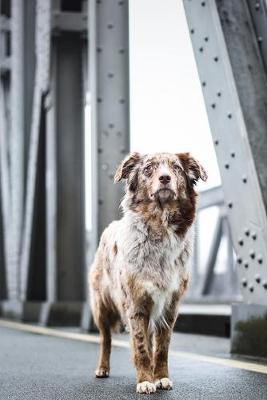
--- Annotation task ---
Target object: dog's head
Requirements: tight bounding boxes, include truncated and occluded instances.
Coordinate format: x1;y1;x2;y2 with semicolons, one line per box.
115;152;207;207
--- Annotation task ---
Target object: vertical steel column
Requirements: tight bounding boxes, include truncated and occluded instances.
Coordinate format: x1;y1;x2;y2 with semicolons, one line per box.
0;79;10;297
89;0;130;247
0;0;11;302
9;0;24;300
45;43;57;304
23;0;36;173
54;33;85;302
20;0;52;300
0;173;7;299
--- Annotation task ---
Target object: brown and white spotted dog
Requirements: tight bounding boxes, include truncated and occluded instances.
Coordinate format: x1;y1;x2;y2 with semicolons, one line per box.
89;152;207;394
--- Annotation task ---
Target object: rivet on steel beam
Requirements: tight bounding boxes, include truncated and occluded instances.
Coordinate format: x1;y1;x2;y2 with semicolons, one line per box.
250;251;255;259
118;0;124;5
242;176;247;183
258;257;263;264
108;73;114;78
217;92;221;97
98;199;103;205
97;47;102;53
228;202;233;209
231;152;235;158
119;99;126;104
237;257;242;264
214;56;219;62
107;24;114;29
97;97;102;103
242;279;247;287
190;29;195;34
227;113;232;119
211;103;216;108
238;239;244;246
263;281;267;289
119;49;125;54
204;37;209;42
199;47;204;52
225;163;230;169
249;285;254;292
96;0;102;4
98;148;103;153
109;123;114;129
202;81;206;87
257;36;263;43
201;1;206;6
244;261;249;269
214;139;219;145
245;229;250;237
252;232;257;240
255;275;261;284
116;131;122;136
255;2;260;11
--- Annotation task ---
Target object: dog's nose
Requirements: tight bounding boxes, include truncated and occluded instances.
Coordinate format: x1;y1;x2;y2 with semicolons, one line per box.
159;174;171;185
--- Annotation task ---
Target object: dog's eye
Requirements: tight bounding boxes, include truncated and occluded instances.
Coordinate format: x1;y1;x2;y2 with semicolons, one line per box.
173;163;181;171
144;165;153;175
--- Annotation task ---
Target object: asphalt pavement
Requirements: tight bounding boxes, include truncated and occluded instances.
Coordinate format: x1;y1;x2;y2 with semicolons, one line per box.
0;321;267;400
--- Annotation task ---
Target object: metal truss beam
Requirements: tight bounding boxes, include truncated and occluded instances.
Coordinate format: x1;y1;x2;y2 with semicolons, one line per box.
183;0;267;306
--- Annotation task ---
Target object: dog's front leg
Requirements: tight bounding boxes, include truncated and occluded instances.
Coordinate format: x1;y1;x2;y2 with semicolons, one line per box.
129;310;156;394
153;326;173;390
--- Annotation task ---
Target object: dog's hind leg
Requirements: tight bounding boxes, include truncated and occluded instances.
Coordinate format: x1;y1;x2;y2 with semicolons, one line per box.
95;319;111;378
94;298;121;378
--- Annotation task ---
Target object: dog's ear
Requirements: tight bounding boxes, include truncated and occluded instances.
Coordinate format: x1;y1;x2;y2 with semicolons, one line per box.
114;152;142;182
177;152;207;184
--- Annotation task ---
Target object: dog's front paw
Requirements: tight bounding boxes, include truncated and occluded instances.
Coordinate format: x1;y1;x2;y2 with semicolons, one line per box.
95;367;109;378
136;381;157;394
155;377;173;390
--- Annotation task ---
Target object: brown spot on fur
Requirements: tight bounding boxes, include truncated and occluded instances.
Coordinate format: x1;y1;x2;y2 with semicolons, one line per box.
113;242;118;256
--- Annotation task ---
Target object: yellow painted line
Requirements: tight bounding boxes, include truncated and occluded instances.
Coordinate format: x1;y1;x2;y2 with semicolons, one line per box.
1;319;267;375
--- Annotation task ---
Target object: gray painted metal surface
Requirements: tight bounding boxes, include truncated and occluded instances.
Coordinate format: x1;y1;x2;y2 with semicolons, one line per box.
10;0;24;299
183;0;267;306
54;33;85;301
1;0;88;324
20;0;52;300
0;1;11;301
45;49;57;304
0;79;10;290
246;0;267;75
89;0;130;251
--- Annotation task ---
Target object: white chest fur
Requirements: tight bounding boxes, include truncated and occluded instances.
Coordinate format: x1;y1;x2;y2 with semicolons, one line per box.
115;212;192;328
142;276;179;329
